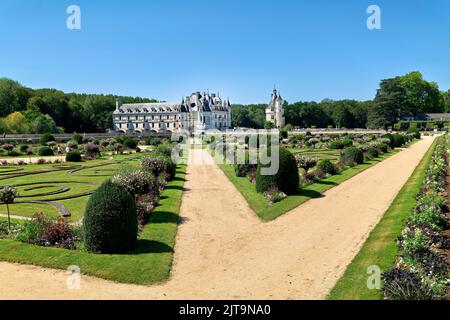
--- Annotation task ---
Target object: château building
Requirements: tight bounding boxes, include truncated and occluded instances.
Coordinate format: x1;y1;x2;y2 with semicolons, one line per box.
113;91;231;134
265;89;285;128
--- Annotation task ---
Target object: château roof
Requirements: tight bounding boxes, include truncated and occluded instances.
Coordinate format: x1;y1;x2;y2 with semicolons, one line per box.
114;91;231;115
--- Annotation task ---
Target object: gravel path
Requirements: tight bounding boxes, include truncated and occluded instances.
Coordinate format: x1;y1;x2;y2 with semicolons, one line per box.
0;137;435;300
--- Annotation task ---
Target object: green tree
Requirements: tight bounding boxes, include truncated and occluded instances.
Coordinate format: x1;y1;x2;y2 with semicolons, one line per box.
0;186;18;231
4;112;29;133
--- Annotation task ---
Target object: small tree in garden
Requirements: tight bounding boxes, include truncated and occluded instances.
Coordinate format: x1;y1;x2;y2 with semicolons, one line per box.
0;186;18;231
295;155;318;176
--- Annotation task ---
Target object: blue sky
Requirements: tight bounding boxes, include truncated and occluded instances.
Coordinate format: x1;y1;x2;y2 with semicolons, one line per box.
0;0;449;104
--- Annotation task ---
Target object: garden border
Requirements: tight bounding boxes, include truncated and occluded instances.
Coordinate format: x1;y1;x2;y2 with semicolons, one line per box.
327;137;438;300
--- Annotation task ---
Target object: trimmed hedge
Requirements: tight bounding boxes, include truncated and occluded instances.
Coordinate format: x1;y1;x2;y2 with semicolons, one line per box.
83;181;138;254
256;147;299;195
66;151;82;162
340;147;364;166
38;146;54;156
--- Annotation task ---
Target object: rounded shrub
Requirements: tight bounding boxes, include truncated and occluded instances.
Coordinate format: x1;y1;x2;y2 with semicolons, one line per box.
123;137;138;149
72;134;83;144
340;147;364;166
367;146;379;158
40;133;55;146
256;147;299;195
19;144;29;153
378;142;389;153
407;127;421;140
66;151;82;162
38;146;54;156
84;143;101;159
316;159;337;175
392;134;406;148
83;180;138;254
382;134;394;148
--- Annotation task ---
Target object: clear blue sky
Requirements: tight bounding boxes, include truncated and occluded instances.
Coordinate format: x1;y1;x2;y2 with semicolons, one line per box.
1;0;449;104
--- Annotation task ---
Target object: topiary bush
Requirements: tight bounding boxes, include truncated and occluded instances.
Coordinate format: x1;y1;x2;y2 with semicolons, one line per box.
19;144;29;153
340;147;364;166
66;151;82;162
40;133;55;146
256;147;299;195
382;134;394;148
367;146;379;158
123;137;138;149
316;159;337;175
392;134;406;148
38;146;54;156
83;181;138;254
84;143;101;159
72;134;83;144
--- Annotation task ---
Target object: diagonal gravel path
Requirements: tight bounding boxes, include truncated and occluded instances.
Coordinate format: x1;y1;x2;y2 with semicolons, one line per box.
0;136;435;299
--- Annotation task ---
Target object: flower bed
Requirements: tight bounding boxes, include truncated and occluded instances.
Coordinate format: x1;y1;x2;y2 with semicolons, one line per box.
382;136;449;300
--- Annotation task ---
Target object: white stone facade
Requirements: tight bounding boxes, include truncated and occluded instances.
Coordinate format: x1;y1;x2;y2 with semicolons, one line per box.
265;89;285;128
113;91;231;134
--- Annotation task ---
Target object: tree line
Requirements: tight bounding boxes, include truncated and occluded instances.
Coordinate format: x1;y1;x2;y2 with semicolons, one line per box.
232;71;450;130
1;71;449;133
0;78;155;134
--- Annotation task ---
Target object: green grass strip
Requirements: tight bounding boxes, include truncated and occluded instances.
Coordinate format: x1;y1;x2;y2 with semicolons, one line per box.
219;149;401;222
327;139;437;300
0;165;186;285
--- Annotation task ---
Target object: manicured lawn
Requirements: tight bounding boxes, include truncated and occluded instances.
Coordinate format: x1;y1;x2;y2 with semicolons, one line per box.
327;138;437;300
219;149;401;222
0;164;186;285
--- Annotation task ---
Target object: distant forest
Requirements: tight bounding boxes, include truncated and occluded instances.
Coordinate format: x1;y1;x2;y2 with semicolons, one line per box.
1;71;449;134
232;71;450;130
0;78;155;134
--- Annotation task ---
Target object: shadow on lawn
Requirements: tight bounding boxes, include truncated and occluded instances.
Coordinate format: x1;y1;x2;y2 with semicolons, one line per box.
297;188;324;199
150;210;180;224
314;180;339;186
129;239;173;254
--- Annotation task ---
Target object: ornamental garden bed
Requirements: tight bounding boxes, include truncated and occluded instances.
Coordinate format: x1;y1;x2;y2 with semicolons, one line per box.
0;138;185;285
